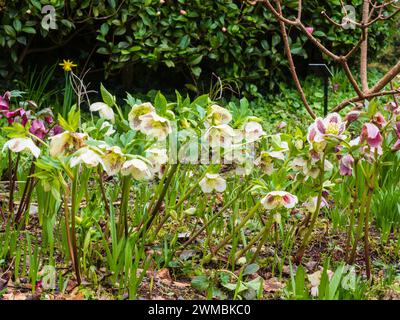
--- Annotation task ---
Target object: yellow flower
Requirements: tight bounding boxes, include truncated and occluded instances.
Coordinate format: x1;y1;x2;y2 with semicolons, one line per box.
59;59;77;72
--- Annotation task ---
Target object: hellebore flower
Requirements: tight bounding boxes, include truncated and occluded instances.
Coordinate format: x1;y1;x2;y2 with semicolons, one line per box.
261;191;298;210
29;119;48;140
392;122;400;151
243;121;265;143
121;159;152;180
101;145;125;176
254;151;285;175
70;147;106;170
360;123;382;148
90;102;115;123
100;121;116;136
128;102;155;130
339;154;354;176
5;108;29;126
51;125;63;136
206;104;232;126
199;173;227;193
0;91;11;112
373;112;387;128
345;110;361;123
139;112;172;140
314;113;346;140
49;131;88;157
308;269;334;297
146;148;168;173
203;124;235;148
307;123;327;152
2;137;40;158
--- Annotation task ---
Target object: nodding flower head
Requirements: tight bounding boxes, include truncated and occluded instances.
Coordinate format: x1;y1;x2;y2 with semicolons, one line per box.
90;102;115;123
128;102;155;130
360;122;383;148
372;112;387;128
2;137;41;159
138;112;172;141
243;121;265;143
261;191;298;210
339;154;354;176
206;105;232;126
345;110;361;123
5;108;29;126
199;173;227;194
121;159;153;180
29;119;48;140
0;91;11;112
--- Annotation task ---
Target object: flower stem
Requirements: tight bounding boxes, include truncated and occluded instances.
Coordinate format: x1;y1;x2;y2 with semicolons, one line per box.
202;202;261;264
295;152;325;264
119;175;131;239
345;160;358;262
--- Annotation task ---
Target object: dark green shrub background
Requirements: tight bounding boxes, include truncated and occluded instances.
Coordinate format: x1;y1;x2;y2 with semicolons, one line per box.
0;0;396;93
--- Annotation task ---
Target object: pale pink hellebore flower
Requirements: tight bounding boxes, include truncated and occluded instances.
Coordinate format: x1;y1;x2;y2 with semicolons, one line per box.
360;123;383;148
339;154;354;176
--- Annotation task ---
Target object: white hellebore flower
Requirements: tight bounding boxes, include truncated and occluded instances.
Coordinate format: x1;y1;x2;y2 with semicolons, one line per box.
90;102;115;123
70;147;106;170
206;104;232;126
128;102;155;130
121;159;152;180
204;124;235;148
254;151;285;175
261;191;298;210
146;148;168;172
243;121;265;143
3;138;40;158
100;121;116;136
139;112;172;141
199;173;227;193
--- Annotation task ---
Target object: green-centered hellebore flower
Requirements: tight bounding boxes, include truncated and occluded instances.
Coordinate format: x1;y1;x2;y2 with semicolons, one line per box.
128;102;155;130
121;159;152;180
199;173;227;193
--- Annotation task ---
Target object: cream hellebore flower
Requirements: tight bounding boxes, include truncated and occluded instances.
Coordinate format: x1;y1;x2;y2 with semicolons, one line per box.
139;112;172;141
90;102;115;123
2;137;41;158
206;104;232;126
49;131;88;157
261;191;298;210
243;121;265;143
101;145;125;176
121;159;152;180
128;102;155;130
146;148;168;173
204;124;235;148
100;121;116;136
254;151;285;175
308;269;334;297
70;147;106;170
199;173;227;193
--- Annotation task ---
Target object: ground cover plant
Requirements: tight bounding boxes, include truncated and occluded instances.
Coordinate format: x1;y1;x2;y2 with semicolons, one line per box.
0;1;400;301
